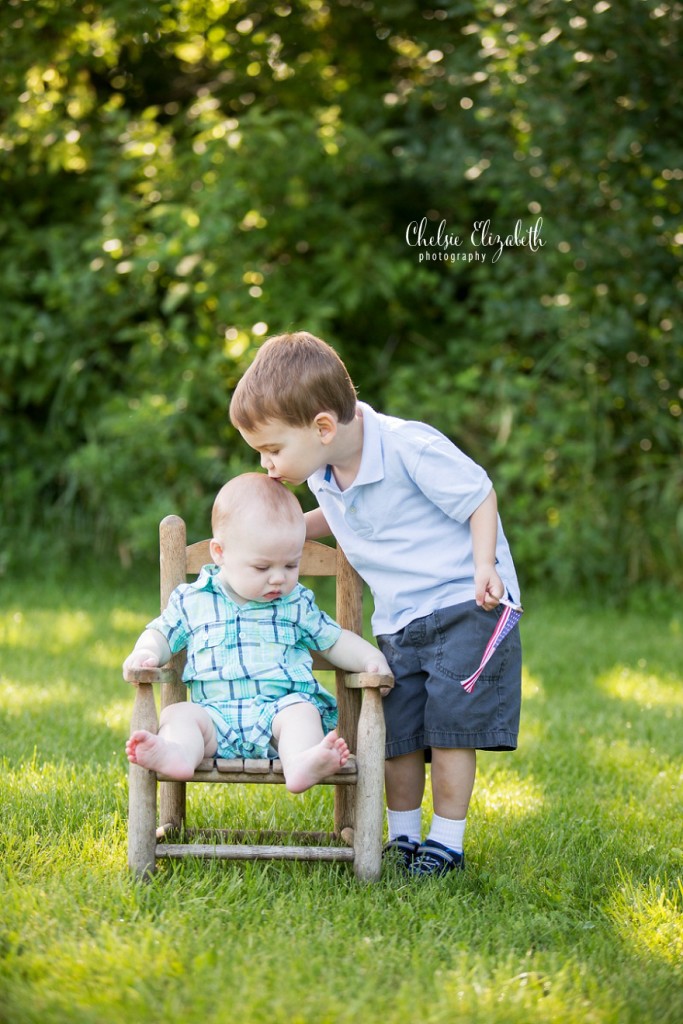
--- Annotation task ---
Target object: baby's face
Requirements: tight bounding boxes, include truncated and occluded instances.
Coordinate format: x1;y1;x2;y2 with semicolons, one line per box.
214;519;305;603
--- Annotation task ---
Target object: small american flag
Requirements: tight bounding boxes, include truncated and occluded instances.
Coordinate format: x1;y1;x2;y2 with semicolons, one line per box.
460;595;523;693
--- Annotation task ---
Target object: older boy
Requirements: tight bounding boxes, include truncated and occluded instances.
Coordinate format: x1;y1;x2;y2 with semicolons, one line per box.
230;332;522;877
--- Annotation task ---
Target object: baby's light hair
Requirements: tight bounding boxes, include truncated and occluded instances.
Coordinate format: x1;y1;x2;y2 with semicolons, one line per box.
229;331;357;431
212;473;303;537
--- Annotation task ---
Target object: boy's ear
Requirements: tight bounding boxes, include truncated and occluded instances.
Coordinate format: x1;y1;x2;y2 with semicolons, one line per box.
313;411;338;445
209;538;224;564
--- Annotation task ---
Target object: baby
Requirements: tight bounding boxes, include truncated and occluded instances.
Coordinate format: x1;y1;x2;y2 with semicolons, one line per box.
124;473;390;793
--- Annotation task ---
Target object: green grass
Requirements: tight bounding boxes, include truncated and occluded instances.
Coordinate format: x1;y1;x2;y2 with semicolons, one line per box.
1;571;682;1024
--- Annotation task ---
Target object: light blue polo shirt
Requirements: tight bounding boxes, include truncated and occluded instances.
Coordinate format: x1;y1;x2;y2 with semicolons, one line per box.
308;403;520;636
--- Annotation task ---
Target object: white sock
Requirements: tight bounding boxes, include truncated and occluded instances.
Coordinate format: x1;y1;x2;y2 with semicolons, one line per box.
427;813;466;853
387;807;422;844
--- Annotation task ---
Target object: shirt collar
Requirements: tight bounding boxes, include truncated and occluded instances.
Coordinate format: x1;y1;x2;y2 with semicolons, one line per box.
194;564;301;608
195;563;231;597
315;402;384;493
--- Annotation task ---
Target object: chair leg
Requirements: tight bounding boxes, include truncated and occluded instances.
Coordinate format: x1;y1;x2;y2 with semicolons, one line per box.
352;689;385;882
127;683;158;878
159;780;186;833
128;763;158;878
159;674;188;831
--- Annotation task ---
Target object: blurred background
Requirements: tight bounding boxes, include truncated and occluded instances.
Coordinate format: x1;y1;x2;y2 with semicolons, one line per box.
1;0;680;596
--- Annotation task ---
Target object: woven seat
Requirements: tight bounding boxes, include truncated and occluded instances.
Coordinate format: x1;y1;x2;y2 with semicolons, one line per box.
127;514;392;880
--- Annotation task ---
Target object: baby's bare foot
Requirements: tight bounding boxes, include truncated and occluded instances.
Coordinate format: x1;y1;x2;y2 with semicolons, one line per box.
126;730;196;781
284;730;350;794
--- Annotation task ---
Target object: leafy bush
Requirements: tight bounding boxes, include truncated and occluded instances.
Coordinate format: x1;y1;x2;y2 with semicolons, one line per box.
0;0;680;590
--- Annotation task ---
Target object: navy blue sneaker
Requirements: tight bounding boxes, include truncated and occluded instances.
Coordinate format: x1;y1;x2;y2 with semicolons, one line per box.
382;835;420;870
409;839;465;877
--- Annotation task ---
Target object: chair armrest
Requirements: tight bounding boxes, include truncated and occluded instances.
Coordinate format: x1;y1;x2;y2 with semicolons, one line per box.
343;672;394;691
123;666;179;685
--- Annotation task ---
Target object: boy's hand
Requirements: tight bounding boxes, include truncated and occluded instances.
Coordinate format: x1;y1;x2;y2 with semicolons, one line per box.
474;565;504;611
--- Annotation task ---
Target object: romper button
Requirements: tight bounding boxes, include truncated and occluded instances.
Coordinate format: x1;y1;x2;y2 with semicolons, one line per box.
349;506;357;514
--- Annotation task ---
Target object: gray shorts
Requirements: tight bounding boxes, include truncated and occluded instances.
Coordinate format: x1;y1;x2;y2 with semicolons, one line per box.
377;601;522;758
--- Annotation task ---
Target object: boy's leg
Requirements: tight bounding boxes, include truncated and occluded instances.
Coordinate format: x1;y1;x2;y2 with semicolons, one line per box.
383;750;425;859
272;702;349;794
419;746;475;857
430;747;476;821
384;750;426;811
126;703;217;781
378;630;428;849
406;747;474;875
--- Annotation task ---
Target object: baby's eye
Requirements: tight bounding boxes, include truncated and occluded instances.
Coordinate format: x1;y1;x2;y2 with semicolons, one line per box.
286;564;299;570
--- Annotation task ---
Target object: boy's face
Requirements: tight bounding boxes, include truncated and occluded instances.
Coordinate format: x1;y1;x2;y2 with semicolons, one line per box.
212;519;305;603
238;419;330;486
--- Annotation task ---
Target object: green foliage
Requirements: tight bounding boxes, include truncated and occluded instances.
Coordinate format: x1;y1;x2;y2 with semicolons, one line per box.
0;0;681;590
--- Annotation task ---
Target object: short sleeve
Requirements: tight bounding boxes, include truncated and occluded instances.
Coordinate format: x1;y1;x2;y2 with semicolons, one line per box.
294;587;343;652
146;586;190;655
409;435;492;523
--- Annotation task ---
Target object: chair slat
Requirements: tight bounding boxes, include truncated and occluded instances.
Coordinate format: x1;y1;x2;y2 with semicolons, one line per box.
186;539;212;574
157;843;355;862
155;754;358;785
185;538;337;576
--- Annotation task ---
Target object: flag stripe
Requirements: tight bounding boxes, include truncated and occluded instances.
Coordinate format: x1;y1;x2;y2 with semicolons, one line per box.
460;601;523;693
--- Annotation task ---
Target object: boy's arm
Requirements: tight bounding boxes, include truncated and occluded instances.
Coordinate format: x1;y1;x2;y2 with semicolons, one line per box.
305;507;331;540
323;629;392;676
123;628;172;680
469;489;504;610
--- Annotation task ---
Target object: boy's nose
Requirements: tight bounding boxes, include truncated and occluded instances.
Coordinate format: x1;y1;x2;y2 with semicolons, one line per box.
260;452;272;470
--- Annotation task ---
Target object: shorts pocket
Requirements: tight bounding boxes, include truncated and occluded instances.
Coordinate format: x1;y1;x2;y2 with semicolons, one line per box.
434;602;511;683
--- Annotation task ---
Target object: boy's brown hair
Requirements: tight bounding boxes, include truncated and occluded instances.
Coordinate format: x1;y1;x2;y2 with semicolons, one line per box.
212;473;303;536
229;331;357;430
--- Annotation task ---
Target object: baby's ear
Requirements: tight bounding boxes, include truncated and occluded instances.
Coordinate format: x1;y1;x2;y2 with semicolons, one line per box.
209;537;224;564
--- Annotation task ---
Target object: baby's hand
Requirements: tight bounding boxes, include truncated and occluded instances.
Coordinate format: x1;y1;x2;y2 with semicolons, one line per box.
123;648;161;680
364;653;393;696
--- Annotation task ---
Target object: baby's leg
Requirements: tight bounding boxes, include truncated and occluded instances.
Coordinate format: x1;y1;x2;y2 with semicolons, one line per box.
126;703;217;781
272;702;349;794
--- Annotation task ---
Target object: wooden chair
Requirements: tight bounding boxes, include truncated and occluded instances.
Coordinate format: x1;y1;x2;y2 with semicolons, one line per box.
126;514;393;881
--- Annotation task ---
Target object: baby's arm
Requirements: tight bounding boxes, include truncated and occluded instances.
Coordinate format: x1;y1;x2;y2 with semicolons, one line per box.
322;629;391;676
123;628;172;680
469;489;504;610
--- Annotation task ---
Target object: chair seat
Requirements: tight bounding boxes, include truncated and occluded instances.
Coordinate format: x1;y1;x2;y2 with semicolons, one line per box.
155;753;358;784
